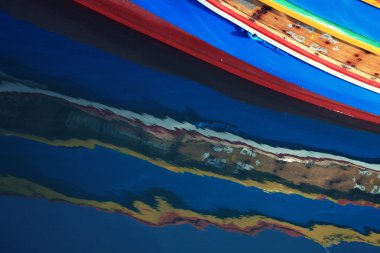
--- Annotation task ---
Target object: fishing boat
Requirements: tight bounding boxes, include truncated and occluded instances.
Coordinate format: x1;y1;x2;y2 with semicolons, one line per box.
198;0;380;93
73;0;380;126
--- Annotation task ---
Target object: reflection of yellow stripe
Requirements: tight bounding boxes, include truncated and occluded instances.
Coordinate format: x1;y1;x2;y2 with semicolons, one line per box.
362;0;380;8
1;174;380;247
2;129;379;209
258;0;380;55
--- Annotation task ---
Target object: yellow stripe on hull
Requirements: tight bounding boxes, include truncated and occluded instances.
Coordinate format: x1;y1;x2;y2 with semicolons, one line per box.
362;0;380;8
258;0;380;55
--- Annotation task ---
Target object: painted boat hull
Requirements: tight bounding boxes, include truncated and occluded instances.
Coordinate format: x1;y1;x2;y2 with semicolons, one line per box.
257;0;380;55
362;0;380;8
200;0;380;94
74;0;380;125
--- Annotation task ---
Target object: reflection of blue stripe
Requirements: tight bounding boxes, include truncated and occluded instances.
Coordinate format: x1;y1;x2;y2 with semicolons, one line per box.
1;136;380;234
286;0;380;42
130;0;380;115
1;11;380;160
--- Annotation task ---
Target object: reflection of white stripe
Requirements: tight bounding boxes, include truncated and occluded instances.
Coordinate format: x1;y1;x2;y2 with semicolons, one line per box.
197;0;380;94
1;80;379;171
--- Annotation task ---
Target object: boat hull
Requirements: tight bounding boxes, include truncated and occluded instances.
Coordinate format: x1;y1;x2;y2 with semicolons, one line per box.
362;0;380;8
258;0;380;55
74;0;380;125
200;0;380;93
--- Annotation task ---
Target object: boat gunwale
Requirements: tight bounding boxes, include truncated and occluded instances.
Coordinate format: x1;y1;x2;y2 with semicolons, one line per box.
361;0;380;9
258;0;380;55
202;0;380;93
74;0;380;125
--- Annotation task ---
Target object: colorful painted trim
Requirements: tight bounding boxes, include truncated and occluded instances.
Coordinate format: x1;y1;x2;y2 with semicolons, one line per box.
362;0;380;8
200;0;380;94
74;0;380;125
257;0;380;55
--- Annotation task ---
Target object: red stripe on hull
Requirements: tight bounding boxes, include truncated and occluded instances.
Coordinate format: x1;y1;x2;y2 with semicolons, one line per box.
74;0;380;125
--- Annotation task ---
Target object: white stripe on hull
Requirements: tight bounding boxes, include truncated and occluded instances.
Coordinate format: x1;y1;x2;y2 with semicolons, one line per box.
197;0;380;94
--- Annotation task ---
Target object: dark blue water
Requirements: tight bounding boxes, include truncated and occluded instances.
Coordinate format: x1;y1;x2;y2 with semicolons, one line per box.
1;196;329;253
1;1;380;253
2;135;380;234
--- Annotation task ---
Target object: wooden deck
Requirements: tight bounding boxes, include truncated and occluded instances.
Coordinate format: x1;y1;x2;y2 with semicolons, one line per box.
220;0;380;83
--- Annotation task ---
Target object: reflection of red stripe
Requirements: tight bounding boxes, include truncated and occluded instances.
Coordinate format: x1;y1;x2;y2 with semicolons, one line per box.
74;0;380;124
206;0;380;89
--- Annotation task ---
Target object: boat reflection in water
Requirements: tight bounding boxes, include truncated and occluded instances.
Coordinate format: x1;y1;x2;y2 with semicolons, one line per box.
3;2;380;252
1;74;380;251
